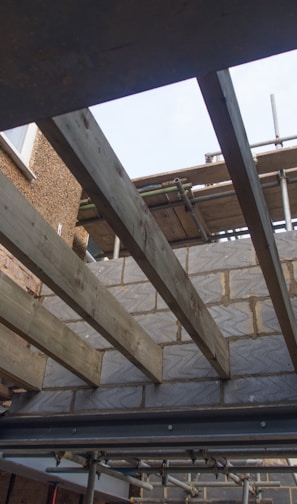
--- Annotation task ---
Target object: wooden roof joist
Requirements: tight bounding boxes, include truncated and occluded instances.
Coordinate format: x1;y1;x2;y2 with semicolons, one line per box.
198;69;297;372
0;271;102;387
38;110;230;378
1;1;297;130
0;171;162;383
0;326;46;391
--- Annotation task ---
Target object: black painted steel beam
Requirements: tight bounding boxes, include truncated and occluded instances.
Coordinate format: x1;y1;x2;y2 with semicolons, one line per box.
1;407;297;451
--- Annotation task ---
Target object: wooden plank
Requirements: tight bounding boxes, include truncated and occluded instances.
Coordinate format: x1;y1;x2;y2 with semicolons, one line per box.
2;1;297;130
0;326;46;390
133;146;297;189
0;271;102;387
198;69;297;371
38;110;229;378
0;171;162;383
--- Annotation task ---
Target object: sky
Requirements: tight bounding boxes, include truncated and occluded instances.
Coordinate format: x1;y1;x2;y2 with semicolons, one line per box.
91;49;297;180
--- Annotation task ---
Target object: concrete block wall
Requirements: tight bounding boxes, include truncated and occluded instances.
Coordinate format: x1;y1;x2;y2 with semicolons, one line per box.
9;231;297;416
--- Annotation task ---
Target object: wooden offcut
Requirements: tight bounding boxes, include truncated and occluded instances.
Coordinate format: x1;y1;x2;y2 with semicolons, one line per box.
0;171;162;383
198;69;297;371
38;110;229;378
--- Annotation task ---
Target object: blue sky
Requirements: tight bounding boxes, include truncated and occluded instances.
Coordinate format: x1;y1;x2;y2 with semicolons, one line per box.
91;49;297;179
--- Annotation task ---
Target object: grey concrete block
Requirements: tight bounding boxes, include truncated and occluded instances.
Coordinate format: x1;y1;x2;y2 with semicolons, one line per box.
230;335;293;375
229;266;268;299
66;321;112;349
224;374;297;405
188;238;256;274
208;302;254;337
123;257;147;283
88;258;123;286
255;299;281;333
9;390;73;415
135;312;178;343
276;230;297;261
145;381;220;408
42;296;80;321
109;283;156;313
205;486;242;501
101;351;150;385
74;386;143;411
173;247;187;270
43;358;86;388
156;293;169;310
190;272;225;303
259;488;290;504
163;344;217;380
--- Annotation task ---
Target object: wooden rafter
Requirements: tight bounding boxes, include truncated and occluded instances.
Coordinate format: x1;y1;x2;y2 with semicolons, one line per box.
1;1;297;130
198;69;297;371
0;171;162;383
38;110;229;378
0;325;46;390
0;271;102;387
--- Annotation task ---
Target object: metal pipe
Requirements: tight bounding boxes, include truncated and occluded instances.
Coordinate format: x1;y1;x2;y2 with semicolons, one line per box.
79;183;193;212
113;235;121;259
205;133;297;160
152;482;280;488
216;459;255;496
140;183;192;198
270;94;281;148
85;451;98;504
279;169;293;230
60;451;153;491
130;499;273;504
174;178;209;242
242;479;250;504
139;461;197;496
136;465;297;474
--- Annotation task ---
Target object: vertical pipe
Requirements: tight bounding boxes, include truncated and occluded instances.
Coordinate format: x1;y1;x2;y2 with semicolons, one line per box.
5;474;16;504
279;169;293;231
242;479;250;504
256;473;262;502
113;235;121;259
270;94;281;148
86;451;98;504
47;483;58;504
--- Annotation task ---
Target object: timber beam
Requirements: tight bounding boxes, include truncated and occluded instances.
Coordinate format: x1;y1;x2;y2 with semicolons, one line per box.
1;1;297;130
38;109;229;378
0;271;102;387
0;171;162;383
198;69;297;371
0;326;46;390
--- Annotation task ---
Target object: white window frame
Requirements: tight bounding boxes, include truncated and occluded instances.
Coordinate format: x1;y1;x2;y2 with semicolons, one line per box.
0;123;37;181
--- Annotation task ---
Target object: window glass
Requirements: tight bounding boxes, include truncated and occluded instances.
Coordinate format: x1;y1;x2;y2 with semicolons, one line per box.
4;125;28;152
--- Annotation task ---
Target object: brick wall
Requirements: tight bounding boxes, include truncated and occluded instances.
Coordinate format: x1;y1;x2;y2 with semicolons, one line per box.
9;230;297;416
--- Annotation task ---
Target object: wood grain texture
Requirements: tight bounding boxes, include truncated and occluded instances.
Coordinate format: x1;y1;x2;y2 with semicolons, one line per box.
38;110;229;377
0;271;102;386
198;69;297;371
0;326;46;390
0;171;162;383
